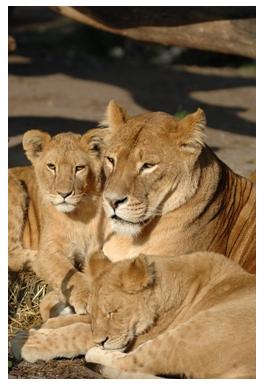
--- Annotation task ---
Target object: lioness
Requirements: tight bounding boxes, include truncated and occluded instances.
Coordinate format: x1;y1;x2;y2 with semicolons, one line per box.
99;101;255;273
8;130;105;314
12;251;255;379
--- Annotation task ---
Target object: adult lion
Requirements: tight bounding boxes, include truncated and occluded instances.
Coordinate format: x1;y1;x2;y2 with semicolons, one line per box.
100;101;255;273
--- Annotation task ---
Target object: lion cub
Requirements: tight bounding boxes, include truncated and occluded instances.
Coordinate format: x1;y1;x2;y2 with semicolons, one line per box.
85;252;255;378
14;251;255;379
9;129;105;314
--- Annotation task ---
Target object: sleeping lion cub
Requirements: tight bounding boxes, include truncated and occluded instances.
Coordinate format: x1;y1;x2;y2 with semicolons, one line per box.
8;130;105;314
13;251;255;379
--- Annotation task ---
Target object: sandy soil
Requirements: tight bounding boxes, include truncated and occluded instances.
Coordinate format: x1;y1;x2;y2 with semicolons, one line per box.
8;6;256;379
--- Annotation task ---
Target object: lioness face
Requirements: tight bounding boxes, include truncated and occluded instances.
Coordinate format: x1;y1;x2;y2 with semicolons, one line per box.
88;253;156;351
23;130;103;213
101;101;206;236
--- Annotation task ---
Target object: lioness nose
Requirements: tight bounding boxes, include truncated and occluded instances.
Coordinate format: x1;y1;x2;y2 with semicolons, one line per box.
105;193;128;209
58;191;72;199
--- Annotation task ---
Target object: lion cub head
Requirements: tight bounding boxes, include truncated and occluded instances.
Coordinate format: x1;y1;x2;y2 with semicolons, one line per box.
23;129;104;213
86;251;157;351
100;100;207;236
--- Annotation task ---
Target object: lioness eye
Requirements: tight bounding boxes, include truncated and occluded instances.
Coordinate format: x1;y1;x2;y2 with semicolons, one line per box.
75;165;85;172
140;163;156;172
105;156;115;165
47;163;56;171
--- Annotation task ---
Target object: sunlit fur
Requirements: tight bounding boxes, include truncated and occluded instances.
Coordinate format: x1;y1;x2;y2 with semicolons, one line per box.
8;130;105;317
101;101;255;274
84;251;255;378
23;131;100;213
15;250;255;376
101;102;206;236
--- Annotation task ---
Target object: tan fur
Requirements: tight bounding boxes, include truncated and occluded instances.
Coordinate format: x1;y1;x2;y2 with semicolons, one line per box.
8;130;106;314
10;103;255;280
100;101;255;273
18;251;255;379
84;251;255;378
8;167;39;271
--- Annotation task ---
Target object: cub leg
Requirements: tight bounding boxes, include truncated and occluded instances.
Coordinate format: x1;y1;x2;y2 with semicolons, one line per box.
42;314;91;329
12;321;93;363
34;233;91;315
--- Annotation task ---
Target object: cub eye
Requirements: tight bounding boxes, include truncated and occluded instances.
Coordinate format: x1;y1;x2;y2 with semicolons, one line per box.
105;156;115;165
140;163;156;173
47;163;56;171
75;165;85;172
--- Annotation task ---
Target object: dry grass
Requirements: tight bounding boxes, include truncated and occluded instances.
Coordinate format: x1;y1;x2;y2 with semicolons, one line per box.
8;270;48;337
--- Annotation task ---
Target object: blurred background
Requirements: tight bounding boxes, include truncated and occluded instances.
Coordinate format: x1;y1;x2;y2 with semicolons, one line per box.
8;6;255;176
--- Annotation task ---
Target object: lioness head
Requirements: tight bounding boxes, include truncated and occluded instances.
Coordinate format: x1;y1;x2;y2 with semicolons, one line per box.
23;129;105;213
100;100;206;235
86;252;157;351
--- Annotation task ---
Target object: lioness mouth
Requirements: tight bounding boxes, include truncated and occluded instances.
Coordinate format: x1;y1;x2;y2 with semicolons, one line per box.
111;214;149;226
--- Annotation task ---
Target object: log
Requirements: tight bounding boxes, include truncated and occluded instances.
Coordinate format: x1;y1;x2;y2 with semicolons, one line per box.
53;6;255;58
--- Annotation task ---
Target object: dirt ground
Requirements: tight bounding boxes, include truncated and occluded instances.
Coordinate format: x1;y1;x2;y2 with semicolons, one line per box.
8;6;256;379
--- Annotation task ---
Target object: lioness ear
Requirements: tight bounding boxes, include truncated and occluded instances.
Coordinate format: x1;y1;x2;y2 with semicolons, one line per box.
176;108;206;153
85;251;112;281
101;100;129;129
120;254;155;294
81;128;110;158
23;129;51;162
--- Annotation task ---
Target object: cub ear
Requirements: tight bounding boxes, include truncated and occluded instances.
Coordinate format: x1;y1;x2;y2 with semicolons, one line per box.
120;254;155;294
85;251;112;282
23;129;51;162
81;128;110;158
100;100;129;129
176;108;206;154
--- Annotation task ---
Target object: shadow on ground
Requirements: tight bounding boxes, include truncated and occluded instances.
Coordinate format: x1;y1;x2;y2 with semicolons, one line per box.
9;7;256;138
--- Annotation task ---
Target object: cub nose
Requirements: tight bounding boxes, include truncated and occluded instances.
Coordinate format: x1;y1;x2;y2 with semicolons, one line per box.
105;193;128;209
57;191;72;199
94;336;109;347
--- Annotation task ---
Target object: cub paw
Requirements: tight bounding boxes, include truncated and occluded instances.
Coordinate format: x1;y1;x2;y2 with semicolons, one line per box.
11;330;29;361
85;346;105;363
69;287;90;315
